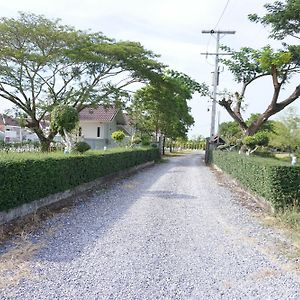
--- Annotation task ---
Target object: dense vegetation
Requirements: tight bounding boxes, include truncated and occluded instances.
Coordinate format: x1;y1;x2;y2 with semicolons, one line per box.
0;148;160;211
0;13;207;151
212;151;300;210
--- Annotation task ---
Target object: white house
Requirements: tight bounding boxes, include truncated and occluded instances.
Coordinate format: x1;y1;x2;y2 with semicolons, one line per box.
79;106;133;149
0;114;43;143
0;114;22;142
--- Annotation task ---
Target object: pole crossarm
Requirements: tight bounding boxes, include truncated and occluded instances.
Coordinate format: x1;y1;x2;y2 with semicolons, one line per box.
201;30;236;34
202;29;235;140
201;52;233;56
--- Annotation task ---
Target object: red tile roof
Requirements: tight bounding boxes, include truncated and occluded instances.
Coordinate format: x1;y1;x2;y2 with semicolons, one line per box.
0;114;19;126
79;106;119;122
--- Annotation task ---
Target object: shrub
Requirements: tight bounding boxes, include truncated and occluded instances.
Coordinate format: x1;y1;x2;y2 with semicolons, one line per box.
73;141;91;153
0;148;160;212
243;132;269;149
111;130;125;143
212;151;300;210
141;136;151;146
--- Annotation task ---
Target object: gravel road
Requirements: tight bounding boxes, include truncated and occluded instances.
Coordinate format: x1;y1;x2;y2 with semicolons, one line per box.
2;152;300;299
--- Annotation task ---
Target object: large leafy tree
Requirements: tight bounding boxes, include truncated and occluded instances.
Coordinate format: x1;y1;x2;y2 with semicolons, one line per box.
0;13;165;150
130;72;208;144
219;0;300;137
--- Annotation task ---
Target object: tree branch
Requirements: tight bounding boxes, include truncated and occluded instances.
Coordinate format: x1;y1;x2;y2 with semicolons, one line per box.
219;97;248;132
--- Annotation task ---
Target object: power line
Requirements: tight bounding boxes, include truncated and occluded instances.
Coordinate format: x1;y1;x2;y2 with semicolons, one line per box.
214;0;231;30
201;30;235;140
204;0;231;66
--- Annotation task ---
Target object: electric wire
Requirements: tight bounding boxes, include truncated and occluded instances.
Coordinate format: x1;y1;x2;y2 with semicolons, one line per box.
204;0;231;66
213;0;231;31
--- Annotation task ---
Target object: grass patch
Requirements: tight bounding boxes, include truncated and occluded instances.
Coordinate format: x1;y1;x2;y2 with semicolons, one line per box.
262;207;300;258
0;236;46;290
275;207;300;230
163;150;193;157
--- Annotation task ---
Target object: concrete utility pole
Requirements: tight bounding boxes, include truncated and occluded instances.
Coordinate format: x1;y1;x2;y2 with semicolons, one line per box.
201;30;235;140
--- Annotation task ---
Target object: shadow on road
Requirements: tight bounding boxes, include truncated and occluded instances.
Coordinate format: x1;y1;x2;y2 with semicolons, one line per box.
31;153;201;263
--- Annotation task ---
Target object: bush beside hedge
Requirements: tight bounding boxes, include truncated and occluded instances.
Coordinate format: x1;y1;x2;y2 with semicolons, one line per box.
212;151;300;209
0;148;160;212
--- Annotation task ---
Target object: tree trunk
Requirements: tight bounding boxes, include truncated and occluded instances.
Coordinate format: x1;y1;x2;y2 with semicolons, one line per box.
31;126;57;152
40;139;51;152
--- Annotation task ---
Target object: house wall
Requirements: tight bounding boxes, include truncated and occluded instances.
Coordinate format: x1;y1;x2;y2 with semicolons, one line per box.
4;125;21;142
80;122;107;139
107;119;117;138
79;120;119;140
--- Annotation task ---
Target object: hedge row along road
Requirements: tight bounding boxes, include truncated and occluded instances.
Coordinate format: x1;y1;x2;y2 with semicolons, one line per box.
2;152;300;299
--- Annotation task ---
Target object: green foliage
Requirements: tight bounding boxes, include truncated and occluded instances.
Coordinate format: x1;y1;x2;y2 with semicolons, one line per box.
221;46;296;83
212;151;300;209
141;135;151;146
219;121;243;144
174;135;206;150
130;72;197;141
220;46;262;83
0;12;165;150
111;130;126;143
246;113;274;133
268;107;300;152
50;105;79;136
165;70;209;96
0;148;160;211
243;132;269;149
249;0;300;40
131;136;142;145
259;45;292;73
73;141;91;153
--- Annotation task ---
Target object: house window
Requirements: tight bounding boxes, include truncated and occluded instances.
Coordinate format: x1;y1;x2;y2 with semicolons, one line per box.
97;127;101;138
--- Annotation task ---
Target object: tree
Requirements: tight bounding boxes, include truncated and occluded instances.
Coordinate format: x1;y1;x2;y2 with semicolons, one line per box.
219;121;242;145
0;13;165;151
50;105;79;152
129;72;207;150
268;107;300;152
242;131;269;154
249;0;300;40
219;0;300;139
219;45;300;137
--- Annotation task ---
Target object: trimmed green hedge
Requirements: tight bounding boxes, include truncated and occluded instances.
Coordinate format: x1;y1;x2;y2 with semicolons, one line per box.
0;148;160;212
212;151;300;209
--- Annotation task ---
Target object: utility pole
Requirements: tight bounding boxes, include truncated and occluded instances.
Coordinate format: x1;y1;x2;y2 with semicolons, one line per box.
201;30;235;140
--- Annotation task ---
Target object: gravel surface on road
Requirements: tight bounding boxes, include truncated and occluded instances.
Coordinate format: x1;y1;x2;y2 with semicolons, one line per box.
2;152;300;299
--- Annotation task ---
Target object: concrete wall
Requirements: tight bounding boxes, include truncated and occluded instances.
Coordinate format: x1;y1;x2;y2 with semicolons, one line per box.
79;120;119;140
80;121;108;139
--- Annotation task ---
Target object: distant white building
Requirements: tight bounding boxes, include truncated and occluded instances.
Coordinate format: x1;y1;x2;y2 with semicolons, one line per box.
79;106;134;149
0;114;39;143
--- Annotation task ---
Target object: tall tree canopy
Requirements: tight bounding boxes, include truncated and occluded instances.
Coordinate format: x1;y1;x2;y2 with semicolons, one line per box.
0;13;165;150
219;0;300;138
130;72;208;142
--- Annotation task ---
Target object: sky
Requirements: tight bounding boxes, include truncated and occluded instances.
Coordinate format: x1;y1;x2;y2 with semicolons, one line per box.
0;0;299;138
